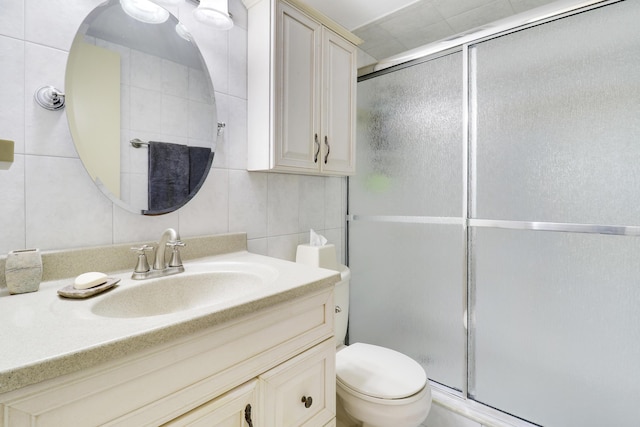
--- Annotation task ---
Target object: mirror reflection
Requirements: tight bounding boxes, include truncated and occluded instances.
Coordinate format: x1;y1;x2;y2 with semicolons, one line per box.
65;0;217;215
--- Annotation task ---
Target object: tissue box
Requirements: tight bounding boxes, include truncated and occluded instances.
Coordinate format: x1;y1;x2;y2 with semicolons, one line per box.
295;244;338;271
5;249;42;294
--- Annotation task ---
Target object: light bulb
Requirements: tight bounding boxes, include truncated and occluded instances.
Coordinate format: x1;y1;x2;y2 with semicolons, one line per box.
120;0;169;24
193;0;234;30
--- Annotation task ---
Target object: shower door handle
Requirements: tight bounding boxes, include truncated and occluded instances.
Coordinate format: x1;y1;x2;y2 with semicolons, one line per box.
324;136;330;164
314;133;320;163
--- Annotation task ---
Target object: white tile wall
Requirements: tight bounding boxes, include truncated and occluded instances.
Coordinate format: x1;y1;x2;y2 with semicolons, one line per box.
0;155;25;252
228;170;268;239
0;0;23;39
25;43;75;157
0;35;24;153
0;0;347;266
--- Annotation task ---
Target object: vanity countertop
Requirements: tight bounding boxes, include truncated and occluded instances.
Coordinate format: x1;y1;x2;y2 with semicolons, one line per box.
0;250;339;395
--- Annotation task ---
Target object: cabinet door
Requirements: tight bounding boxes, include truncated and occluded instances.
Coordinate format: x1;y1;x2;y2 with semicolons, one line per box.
321;28;356;175
260;339;336;427
163;380;257;427
275;1;322;171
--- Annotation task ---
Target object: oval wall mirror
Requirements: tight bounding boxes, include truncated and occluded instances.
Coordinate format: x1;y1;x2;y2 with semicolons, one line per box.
65;0;217;215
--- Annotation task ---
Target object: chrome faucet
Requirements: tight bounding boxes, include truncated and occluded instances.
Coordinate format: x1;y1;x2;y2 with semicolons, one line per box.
131;228;185;280
154;228;179;270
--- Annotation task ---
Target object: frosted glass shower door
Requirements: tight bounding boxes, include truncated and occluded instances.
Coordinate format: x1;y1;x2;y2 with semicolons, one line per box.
470;1;640;425
349;53;465;390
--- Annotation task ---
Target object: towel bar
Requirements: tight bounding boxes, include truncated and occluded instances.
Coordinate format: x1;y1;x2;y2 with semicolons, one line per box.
130;122;226;149
130;138;149;148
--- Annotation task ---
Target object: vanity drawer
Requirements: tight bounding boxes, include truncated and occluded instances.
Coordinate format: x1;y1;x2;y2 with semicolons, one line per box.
260;338;336;427
162;380;257;426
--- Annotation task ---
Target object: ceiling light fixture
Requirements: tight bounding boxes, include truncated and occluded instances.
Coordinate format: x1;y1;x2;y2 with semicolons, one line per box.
120;0;170;24
193;0;234;30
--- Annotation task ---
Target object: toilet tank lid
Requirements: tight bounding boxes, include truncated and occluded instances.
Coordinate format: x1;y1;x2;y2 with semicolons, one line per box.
336;343;427;399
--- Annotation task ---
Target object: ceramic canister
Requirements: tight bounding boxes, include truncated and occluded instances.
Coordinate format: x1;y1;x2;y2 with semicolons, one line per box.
5;249;42;294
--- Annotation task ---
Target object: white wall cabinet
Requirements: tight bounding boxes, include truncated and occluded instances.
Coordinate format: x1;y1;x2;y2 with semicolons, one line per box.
245;0;359;176
0;289;335;427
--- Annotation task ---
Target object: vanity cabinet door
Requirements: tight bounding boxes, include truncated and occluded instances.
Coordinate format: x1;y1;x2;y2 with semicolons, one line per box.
163;380;257;427
260;338;336;427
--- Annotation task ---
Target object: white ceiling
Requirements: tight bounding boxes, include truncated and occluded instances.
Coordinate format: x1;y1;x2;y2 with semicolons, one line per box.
303;0;419;30
304;0;558;61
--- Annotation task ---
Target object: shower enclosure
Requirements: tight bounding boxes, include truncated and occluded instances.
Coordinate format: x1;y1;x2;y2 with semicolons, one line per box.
348;1;640;425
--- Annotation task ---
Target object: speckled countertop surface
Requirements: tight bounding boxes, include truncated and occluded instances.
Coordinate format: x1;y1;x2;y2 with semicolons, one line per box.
0;249;339;395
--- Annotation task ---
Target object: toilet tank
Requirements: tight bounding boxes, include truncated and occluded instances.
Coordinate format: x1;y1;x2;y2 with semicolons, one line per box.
335;265;350;346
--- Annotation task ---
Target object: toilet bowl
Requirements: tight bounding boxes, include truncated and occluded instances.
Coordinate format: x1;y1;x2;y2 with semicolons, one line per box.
333;265;431;427
336;342;432;427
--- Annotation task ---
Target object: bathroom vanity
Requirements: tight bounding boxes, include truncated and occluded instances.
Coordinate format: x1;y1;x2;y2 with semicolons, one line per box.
0;234;339;426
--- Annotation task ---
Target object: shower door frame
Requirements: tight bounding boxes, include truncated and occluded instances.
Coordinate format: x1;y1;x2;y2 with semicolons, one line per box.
348;0;629;424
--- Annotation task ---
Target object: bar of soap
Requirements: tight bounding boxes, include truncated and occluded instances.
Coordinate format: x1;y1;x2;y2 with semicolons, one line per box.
74;272;109;290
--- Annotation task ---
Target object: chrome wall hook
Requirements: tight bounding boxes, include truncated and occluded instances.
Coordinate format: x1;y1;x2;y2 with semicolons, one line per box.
34;86;65;111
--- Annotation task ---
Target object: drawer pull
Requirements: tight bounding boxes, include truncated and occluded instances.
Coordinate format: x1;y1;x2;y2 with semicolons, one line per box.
301;395;313;408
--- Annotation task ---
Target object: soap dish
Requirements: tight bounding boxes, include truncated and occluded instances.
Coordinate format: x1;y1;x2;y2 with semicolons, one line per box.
57;278;120;299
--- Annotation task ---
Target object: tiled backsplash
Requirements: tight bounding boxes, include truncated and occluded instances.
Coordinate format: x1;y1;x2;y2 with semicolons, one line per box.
0;0;346;264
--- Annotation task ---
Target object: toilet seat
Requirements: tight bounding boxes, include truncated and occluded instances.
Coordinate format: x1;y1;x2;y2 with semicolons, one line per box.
336;343;427;399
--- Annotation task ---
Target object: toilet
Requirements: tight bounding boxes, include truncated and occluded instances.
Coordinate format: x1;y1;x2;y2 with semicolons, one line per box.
334;265;432;427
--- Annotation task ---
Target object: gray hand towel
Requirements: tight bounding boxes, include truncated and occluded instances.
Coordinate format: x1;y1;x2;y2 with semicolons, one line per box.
189;146;213;193
147;141;190;213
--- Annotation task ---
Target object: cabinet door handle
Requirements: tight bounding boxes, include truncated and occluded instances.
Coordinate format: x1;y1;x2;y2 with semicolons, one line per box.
314;134;320;163
301;395;313;408
324;136;330;164
245;403;254;427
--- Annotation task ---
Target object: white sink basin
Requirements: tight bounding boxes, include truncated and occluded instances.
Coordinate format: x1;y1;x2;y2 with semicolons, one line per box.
91;262;279;318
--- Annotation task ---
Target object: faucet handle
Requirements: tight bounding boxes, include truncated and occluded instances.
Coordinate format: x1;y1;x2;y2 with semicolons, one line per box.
131;245;153;273
167;240;185;268
131;244;154;253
